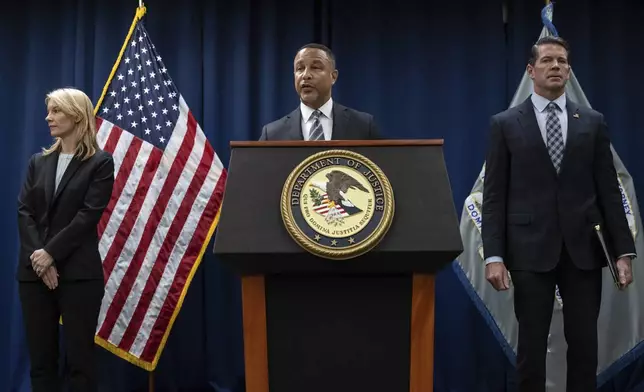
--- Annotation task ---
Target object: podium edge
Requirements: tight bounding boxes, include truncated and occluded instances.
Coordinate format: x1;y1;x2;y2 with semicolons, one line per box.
242;276;269;392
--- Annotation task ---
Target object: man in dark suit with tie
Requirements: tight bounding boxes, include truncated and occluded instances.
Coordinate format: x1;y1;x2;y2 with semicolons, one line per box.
259;43;381;141
481;36;636;392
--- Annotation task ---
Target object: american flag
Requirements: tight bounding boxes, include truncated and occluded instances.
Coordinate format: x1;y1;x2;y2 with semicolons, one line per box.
92;8;227;370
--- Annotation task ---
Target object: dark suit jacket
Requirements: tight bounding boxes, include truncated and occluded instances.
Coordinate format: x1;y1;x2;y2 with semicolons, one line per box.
17;149;115;282
258;102;381;140
482;96;635;272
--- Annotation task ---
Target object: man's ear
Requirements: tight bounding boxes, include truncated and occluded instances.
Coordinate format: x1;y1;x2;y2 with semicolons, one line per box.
526;64;535;80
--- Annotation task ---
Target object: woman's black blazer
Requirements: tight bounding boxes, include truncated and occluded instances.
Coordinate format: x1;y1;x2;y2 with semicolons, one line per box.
17;149;115;282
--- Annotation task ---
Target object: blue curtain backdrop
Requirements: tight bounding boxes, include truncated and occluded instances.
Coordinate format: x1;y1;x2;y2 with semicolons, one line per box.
1;0;642;390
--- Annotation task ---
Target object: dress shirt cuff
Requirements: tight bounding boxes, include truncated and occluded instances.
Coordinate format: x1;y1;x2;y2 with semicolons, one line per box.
485;256;504;265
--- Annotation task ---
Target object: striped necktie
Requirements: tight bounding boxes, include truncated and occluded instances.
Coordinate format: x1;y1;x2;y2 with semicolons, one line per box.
309;110;324;140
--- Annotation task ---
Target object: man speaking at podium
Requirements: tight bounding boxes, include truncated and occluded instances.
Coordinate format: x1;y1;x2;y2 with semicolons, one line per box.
259;43;381;141
481;36;636;392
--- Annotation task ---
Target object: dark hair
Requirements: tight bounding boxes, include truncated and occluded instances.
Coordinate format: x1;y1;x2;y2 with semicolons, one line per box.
528;36;570;65
297;43;336;68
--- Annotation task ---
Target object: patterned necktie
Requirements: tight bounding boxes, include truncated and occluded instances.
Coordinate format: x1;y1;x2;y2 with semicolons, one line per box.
309;110;324;141
546;102;564;173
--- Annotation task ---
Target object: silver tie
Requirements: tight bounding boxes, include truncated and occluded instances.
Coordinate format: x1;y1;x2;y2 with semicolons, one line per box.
309;110;324;140
546;102;564;173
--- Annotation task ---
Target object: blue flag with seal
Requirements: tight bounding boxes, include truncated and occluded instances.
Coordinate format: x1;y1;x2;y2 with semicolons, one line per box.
453;3;644;390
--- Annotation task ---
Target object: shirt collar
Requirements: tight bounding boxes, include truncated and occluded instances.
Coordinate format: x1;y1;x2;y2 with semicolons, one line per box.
531;91;566;113
300;97;333;122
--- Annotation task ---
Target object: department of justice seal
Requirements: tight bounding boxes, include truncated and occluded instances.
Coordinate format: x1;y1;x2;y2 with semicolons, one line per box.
281;149;394;260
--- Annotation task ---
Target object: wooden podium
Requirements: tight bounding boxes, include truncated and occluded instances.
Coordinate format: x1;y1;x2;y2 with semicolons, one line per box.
213;140;463;392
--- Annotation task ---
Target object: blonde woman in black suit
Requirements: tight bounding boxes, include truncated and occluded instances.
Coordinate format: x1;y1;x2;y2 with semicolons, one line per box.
17;87;114;392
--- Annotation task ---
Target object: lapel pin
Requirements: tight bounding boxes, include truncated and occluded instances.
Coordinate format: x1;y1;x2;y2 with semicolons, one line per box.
573;113;580;119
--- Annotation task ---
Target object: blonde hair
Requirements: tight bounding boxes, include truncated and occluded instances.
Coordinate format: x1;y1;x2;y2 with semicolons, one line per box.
42;87;99;161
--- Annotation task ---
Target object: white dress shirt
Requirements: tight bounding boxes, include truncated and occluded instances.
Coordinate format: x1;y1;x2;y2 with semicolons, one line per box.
55;152;75;192
300;98;333;141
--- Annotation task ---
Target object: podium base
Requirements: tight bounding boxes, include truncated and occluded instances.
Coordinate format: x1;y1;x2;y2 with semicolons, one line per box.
242;273;434;392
